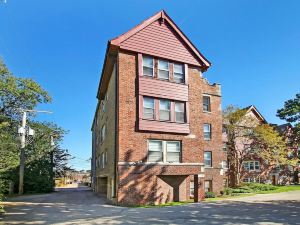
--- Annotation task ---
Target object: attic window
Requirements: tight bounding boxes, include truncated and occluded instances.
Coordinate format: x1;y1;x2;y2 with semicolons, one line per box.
143;56;154;77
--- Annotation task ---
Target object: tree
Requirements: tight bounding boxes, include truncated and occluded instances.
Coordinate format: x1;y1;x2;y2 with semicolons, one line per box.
0;59;70;197
277;93;300;142
223;105;296;187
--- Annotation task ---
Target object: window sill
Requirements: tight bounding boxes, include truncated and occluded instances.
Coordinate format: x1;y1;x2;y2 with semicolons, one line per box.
204;139;211;141
142;118;188;125
204;166;213;169
203;110;212;114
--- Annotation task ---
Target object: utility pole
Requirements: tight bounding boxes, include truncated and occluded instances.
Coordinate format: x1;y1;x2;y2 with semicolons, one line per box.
18;109;52;195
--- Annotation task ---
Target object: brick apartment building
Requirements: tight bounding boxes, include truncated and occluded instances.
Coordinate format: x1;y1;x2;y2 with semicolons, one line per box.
91;10;227;205
224;105;300;186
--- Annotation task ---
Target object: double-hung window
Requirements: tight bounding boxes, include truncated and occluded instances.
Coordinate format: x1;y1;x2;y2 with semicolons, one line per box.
243;161;260;171
175;102;185;123
204;151;212;167
204;123;211;140
158;60;169;80
148;140;163;162
148;140;181;163
166;141;181;163
203;96;211;112
143;97;155;119
173;64;184;83
143;56;154;77
159;99;170;121
101;125;106;143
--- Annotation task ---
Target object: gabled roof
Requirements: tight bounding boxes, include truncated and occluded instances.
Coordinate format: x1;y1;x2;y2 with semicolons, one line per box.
244;105;267;124
110;10;211;69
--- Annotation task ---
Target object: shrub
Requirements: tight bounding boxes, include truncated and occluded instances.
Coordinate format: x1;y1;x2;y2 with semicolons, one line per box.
205;191;215;198
224;188;233;195
241;183;277;192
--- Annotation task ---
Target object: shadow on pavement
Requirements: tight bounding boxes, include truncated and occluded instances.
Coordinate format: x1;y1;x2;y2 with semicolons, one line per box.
1;187;300;225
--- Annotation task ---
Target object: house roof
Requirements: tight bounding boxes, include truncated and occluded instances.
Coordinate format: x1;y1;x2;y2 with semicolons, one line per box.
110;10;211;69
243;105;267;124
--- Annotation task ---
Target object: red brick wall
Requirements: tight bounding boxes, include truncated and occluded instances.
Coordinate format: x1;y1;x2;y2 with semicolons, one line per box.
117;50;225;204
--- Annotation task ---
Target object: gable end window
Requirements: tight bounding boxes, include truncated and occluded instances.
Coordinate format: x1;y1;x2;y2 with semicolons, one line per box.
143;56;154;77
173;63;184;83
203;96;211;112
158;60;169;80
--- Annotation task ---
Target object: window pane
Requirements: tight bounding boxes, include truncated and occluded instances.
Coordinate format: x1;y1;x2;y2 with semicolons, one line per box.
159;100;170;110
204;124;211;132
148;140;163;162
160;110;170;121
167;152;180;162
204;151;212;167
144;97;154;108
158;70;169;79
175;102;184;112
143;56;153;67
249;162;254;170
158;60;169;70
143;108;154;119
174;64;183;73
203;96;211;112
176;112;185;123
143;67;153;76
149;140;162;151
167;142;180;152
174;73;184;83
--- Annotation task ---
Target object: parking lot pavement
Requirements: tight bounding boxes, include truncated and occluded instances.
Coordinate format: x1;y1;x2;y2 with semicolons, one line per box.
1;187;300;225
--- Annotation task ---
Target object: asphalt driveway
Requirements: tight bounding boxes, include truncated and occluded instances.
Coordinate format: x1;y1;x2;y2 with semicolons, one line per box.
1;187;300;225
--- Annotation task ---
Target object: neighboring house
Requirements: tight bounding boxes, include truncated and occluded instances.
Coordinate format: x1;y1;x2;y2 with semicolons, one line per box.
223;105;299;186
91;10;226;205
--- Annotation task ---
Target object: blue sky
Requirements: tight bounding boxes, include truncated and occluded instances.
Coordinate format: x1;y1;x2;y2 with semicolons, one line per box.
1;0;299;170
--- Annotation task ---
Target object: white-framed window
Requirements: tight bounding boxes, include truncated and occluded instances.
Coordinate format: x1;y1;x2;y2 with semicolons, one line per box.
204;151;212;167
190;181;194;198
148;140;181;163
101;152;105;168
143;97;155;119
158;60;169;80
204;123;211;140
204;180;212;192
203;96;211;112
143;56;154;77
222;143;227;151
148;140;163;162
173;63;184;83
101;124;106;143
175;102;185;123
159;99;170;121
102;98;106;113
166;141;181;163
221;160;228;169
242;161;260;171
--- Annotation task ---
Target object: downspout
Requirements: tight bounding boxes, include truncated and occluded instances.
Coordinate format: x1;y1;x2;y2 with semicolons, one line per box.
114;51;119;202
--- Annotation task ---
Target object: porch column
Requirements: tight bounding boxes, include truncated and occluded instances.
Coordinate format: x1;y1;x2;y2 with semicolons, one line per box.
194;175;204;202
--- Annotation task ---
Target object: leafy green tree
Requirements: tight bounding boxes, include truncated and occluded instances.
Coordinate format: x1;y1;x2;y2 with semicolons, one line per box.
277;93;300;142
223;105;296;187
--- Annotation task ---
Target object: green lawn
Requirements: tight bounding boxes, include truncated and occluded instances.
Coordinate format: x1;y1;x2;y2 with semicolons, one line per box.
205;185;300;202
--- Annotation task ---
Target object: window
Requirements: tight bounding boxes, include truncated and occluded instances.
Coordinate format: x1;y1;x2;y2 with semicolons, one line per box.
190;181;194;198
203;96;211;112
143;97;155;119
101;153;105;168
223;179;228;188
143;56;154;77
158;60;169;80
148;140;163;162
204;180;212;192
221;160;228;169
243;161;260;171
101;125;106;143
173;64;184;83
204;151;212;167
175;102;185;123
166;141;181;163
204;124;211;140
159;99;170;121
104;151;108;165
101;100;106;113
222;143;227;151
148;140;181;163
